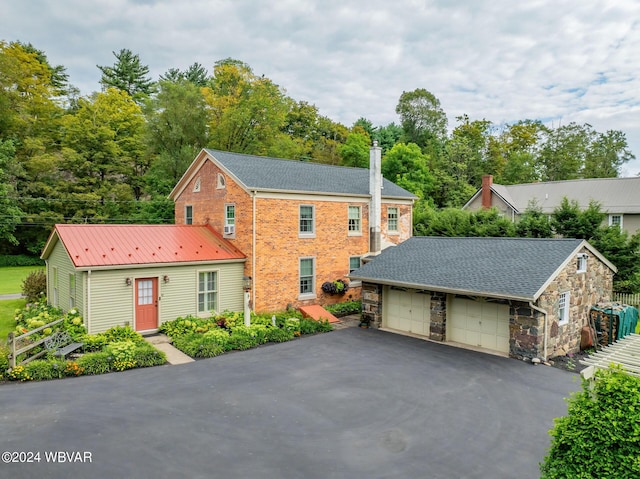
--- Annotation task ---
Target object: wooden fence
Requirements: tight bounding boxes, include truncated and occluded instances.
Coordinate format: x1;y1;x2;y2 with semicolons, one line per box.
613;292;640;309
6;318;64;368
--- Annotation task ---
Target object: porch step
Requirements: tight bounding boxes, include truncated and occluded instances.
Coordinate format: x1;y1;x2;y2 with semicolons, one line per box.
144;334;194;365
299;305;340;323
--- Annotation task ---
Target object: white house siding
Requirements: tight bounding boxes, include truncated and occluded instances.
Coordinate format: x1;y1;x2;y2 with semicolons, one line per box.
85;262;245;334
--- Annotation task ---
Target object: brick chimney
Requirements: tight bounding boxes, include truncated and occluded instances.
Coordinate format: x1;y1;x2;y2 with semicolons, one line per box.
481;175;493;209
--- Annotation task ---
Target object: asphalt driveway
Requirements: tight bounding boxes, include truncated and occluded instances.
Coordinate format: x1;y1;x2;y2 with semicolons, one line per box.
0;328;579;479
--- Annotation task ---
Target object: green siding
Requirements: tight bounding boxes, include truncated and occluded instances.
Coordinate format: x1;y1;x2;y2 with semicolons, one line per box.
46;241;85;322
86;262;245;334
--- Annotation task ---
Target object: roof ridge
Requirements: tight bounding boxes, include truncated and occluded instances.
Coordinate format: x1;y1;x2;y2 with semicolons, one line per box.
499;176;640;187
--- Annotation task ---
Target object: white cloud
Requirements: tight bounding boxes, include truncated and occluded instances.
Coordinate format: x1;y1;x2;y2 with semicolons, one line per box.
3;0;639;174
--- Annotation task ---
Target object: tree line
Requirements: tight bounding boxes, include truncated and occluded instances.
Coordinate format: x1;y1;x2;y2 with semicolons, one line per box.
0;41;637;285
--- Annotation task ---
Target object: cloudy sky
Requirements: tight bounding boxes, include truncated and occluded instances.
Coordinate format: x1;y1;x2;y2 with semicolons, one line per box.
3;0;640;175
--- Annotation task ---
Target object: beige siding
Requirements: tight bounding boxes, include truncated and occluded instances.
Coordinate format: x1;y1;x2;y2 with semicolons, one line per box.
86;262;245;334
46;241;85;321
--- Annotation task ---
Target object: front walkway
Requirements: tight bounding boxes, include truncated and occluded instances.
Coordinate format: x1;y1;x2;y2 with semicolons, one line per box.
144;334;194;365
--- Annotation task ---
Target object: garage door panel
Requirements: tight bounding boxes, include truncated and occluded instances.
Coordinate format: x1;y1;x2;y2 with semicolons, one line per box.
449;298;510;354
385;289;431;337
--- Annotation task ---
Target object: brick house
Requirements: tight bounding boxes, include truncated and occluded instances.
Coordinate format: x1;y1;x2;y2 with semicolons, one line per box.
350;236;617;360
169;146;417;312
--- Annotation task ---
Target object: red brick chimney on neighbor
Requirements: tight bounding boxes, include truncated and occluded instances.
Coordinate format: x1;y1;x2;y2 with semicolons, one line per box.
481;175;493;209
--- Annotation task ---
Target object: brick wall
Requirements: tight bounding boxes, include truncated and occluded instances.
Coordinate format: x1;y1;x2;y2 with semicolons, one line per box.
173;156;413;312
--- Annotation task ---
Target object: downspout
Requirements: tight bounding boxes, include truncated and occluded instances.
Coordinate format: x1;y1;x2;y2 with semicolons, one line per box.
87;269;92;335
529;301;548;361
252;190;257;310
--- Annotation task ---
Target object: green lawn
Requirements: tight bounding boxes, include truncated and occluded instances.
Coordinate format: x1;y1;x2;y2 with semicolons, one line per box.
0;298;24;342
0;266;43;295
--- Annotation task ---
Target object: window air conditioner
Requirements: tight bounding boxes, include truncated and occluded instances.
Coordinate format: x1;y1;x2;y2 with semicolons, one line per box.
224;225;235;235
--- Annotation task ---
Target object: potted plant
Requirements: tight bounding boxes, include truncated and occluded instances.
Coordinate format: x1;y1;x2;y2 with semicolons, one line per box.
321;279;349;295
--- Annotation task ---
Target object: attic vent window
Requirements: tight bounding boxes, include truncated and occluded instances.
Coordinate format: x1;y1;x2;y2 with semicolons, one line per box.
217;173;226;189
193;177;201;193
577;253;588;273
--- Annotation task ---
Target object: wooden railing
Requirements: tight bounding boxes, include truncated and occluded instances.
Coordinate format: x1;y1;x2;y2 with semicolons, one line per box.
613;292;640;309
6;318;64;368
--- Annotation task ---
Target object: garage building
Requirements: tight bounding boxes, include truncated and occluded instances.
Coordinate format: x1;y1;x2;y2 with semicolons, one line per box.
350;236;616;360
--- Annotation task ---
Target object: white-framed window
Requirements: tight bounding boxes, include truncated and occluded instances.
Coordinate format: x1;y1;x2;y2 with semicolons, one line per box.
609;214;623;228
349;256;362;273
193;177;201;193
577;253;588;273
299;257;315;298
299;205;315;237
558;291;570;325
185;205;193;225
198;271;218;315
387;207;399;232
224;204;235;236
217;173;226;189
69;273;76;308
348;206;361;234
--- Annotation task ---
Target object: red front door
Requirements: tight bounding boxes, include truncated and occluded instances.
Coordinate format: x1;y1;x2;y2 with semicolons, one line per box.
135;278;158;331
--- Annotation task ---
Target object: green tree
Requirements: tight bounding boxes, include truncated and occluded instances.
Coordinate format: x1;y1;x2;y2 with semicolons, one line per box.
97;49;154;104
583;129;634;178
540;367;640;479
159;62;209;86
374;122;403;153
539;123;590;181
203;58;290;155
447;115;493;187
515;201;553;238
495;120;546;184
591;227;640;289
551;198;604;240
382;143;434;200
413;206;514;237
396;88;447;148
144;80;209;194
340;132;370;167
0;139;23;247
60;88;146;219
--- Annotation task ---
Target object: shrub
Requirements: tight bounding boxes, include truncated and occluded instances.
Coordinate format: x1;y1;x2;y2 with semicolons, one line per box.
159;316;217;337
299;317;333;335
202;328;230;349
227;326;261;350
76;351;113;375
62;309;86;340
106;341;138;371
540;366;640;478
24;359;66;381
21;269;47;303
0;345;9;380
172;333;225;358
81;334;109;352
325;300;362;317
102;325;144;345
0;255;45;267
265;328;295;343
133;343;166;367
6;365;32;381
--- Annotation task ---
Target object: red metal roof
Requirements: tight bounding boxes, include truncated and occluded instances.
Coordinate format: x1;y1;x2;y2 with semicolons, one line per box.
43;224;245;268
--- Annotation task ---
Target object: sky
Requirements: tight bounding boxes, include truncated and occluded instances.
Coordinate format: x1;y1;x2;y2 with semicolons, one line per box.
2;0;640;176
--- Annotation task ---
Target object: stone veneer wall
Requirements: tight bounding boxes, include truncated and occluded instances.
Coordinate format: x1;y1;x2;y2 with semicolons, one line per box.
361;283;382;327
536;246;614;358
509;302;544;360
429;292;447;341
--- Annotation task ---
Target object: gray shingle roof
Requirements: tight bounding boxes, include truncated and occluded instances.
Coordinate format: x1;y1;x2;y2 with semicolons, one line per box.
206;149;417;199
493;177;640;214
350;236;590;301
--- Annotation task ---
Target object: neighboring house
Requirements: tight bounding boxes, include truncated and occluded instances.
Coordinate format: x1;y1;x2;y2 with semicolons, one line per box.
169;146;417;312
464;175;640;235
41;224;246;334
350;236;616;360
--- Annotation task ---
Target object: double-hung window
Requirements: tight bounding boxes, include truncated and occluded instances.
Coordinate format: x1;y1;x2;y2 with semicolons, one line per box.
185;205;193;225
299;205;315;237
299;258;315;298
577;253;588;273
224;204;235;236
609;214;623;229
198;271;218;315
387;207;399;232
348;206;361;234
558;291;570;325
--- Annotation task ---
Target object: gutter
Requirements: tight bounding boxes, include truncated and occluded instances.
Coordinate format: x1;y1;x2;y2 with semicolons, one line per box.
529;301;548;361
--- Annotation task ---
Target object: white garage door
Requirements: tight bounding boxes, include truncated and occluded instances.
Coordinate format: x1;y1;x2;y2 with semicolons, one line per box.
449;298;510;354
384;287;431;337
